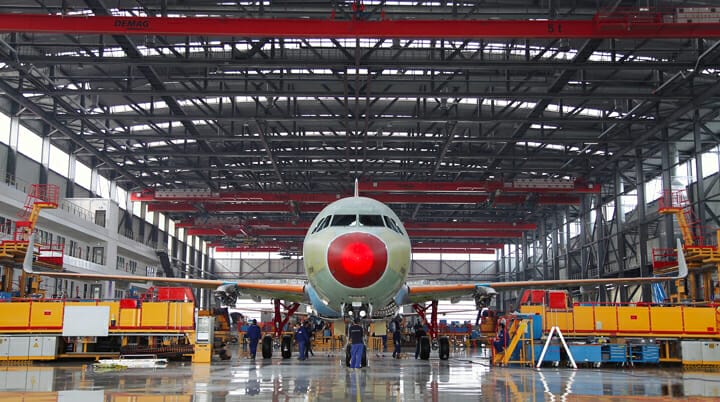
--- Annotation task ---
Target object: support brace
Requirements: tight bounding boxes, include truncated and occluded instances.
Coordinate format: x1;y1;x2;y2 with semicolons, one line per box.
412;300;439;339
273;299;300;338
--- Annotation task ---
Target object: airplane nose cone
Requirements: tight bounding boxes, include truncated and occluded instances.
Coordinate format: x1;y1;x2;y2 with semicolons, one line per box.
327;232;388;288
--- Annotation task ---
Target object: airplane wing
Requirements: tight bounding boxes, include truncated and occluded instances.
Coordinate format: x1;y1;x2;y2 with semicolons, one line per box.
405;239;689;305
36;271;307;303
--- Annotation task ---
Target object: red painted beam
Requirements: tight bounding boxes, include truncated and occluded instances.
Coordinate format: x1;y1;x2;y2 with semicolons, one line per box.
204;203;292;213
211;243;503;253
192;228;521;238
188;228;308;237
214;246;283;253
0;14;718;39
180;220;534;232
407;230;522;238
134;190;489;204
146;202;198;212
209;240;301;248
149;202;293;213
213;245;497;254
405;222;535;231
412;247;497;254
360;180;598;194
133;190;345;203
412;242;505;249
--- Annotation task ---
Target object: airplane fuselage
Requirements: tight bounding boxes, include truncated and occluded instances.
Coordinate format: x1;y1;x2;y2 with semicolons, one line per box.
302;196;412;318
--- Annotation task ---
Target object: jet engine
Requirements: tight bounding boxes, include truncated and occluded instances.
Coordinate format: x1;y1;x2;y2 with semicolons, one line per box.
473;286;498;309
214;283;239;307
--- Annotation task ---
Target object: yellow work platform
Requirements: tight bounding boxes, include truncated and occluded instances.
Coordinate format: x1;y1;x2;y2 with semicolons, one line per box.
520;302;720;339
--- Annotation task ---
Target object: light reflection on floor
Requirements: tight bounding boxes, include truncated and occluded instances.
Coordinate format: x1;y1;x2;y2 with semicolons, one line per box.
0;347;719;401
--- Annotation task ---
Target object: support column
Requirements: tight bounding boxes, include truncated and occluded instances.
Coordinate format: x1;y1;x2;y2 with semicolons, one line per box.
38;124;50;185
540;220;549;280
635;148;651;301
551;214;560;281
615;166;628;302
4;108;20;181
65;143;76;198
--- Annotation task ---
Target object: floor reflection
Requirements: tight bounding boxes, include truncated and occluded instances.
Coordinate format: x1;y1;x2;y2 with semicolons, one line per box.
0;349;719;401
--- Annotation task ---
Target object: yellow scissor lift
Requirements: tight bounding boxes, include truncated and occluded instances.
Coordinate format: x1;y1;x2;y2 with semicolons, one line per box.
655;189;719;302
0;184;62;297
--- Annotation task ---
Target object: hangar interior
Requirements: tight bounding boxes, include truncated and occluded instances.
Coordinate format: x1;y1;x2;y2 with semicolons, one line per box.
0;1;719;398
0;0;719;304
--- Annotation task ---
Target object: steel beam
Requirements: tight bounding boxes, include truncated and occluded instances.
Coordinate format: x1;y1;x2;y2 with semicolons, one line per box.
0;14;719;38
359;180;599;194
181;220;533;231
191;227;522;238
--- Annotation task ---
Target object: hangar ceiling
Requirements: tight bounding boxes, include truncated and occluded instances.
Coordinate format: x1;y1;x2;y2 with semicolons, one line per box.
0;1;719;255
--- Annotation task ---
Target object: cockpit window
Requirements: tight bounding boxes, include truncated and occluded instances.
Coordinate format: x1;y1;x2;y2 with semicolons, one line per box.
383;216;404;235
359;215;384;227
331;214;357;226
311;215;331;233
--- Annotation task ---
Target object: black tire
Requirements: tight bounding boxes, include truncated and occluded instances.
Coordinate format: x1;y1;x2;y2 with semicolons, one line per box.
419;336;431;360
439;336;450;360
281;334;292;359
261;335;273;359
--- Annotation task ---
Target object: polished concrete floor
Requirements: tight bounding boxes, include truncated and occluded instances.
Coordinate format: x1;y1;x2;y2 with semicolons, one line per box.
1;346;720;401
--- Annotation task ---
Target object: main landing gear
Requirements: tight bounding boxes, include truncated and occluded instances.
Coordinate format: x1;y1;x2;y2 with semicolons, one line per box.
260;299;300;359
412;300;451;361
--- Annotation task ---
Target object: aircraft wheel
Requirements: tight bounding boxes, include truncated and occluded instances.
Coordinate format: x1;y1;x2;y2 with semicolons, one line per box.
419;336;431;360
439;336;450;360
261;335;273;359
281;334;292;359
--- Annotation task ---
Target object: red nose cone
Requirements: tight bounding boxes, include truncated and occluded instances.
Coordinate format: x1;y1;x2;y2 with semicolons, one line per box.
327;232;387;288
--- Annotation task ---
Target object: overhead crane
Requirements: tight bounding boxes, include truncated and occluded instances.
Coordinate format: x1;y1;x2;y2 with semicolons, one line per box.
131;179;586;253
0;8;718;39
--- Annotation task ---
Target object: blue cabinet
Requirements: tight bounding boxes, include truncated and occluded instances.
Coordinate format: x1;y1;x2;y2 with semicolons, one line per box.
629;344;659;364
526;344;560;363
567;344;603;363
601;344;627;363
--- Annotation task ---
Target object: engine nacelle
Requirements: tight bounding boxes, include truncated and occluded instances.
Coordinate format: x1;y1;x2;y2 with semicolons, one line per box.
214;283;239;306
474;285;498;309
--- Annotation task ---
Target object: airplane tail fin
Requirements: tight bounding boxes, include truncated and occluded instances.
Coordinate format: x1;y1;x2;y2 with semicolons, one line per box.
22;231;35;274
675;238;688;279
354;178;359;197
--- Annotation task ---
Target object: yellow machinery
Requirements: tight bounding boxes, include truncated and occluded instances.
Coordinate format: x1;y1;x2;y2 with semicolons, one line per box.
0;295;196;361
656;189;720;302
516;291;720;366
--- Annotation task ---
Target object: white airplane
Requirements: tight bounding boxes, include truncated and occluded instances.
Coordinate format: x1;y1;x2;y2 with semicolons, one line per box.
30;184;689;361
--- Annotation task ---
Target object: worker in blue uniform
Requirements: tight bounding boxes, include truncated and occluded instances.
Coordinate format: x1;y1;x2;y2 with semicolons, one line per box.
392;326;402;359
295;322;309;360
493;322;509;353
348;318;365;368
246;319;262;359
